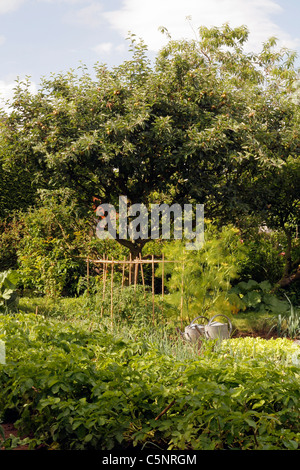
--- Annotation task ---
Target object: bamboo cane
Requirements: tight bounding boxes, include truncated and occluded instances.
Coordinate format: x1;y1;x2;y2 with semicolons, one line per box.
162;253;164;300
121;256;125;290
89;258;185;264
86;256;90;295
111;258;114;326
180;260;184;329
152;255;155;325
139;253;146;297
129;253;132;285
101;254;107;318
134;257;138;293
161;253;165;317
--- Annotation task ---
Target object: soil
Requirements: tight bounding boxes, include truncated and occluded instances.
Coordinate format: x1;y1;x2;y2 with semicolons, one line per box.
1;423;29;450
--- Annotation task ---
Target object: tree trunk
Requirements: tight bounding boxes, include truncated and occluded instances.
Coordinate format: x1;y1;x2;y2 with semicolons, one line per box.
274;228;300;290
276;267;300;289
116;238;149;285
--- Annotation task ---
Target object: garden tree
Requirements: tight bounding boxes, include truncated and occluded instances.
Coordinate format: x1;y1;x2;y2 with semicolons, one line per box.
229;56;300;289
0;158;36;271
0;24;299;264
0;114;37;219
186;29;300;289
241;155;300;290
0;115;38;271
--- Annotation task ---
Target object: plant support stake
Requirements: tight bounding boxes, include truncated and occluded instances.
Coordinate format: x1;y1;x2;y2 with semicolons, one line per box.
111;258;114;326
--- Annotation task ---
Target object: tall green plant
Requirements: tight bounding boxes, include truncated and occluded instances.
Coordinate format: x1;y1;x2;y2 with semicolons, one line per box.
159;222;246;320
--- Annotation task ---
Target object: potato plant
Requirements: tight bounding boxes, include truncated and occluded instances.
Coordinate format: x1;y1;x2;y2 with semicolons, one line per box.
0;313;299;450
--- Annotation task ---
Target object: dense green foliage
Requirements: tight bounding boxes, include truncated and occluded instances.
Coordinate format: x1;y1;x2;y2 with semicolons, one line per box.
0;312;299;450
0;270;19;313
0;24;299;276
0;24;299;452
16;189;91;297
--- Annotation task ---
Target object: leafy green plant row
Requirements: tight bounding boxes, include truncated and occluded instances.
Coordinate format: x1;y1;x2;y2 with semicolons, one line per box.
0;313;299;450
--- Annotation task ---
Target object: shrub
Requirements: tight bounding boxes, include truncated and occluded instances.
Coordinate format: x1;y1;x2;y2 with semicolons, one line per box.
0;216;24;272
17;190;90;297
228;279;291;315
0;270;19;313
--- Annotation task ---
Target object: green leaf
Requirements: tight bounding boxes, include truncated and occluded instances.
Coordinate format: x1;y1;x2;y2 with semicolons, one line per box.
283;440;298;450
244;418;257;429
259;281;272;292
244;291;262;308
252;399;265;409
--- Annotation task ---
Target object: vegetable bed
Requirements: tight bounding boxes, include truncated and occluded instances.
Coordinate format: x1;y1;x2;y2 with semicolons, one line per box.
0;313;299;450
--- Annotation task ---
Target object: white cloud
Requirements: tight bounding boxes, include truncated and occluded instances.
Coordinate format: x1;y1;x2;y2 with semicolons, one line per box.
0;35;5;46
66;1;105;28
92;41;127;58
37;0;91;3
92;42;113;54
0;81;16;111
0;0;25;14
104;0;299;53
0;79;37;112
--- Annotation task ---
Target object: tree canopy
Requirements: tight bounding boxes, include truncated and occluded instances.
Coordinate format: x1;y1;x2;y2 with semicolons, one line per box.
0;24;299;279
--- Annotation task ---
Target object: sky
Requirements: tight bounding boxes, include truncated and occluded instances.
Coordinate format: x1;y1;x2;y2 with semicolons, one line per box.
0;0;300;108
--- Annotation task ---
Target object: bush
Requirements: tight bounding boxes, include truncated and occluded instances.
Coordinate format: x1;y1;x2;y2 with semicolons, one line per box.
0;216;24;272
0;270;19;313
17;190;91;297
228;279;291;315
235;217;286;284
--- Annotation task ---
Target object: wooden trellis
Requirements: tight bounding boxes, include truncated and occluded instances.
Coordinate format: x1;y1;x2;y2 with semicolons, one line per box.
86;255;185;326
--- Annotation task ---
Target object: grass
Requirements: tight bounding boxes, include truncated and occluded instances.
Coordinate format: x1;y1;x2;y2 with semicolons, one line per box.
230;311;275;337
18;293;277;338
